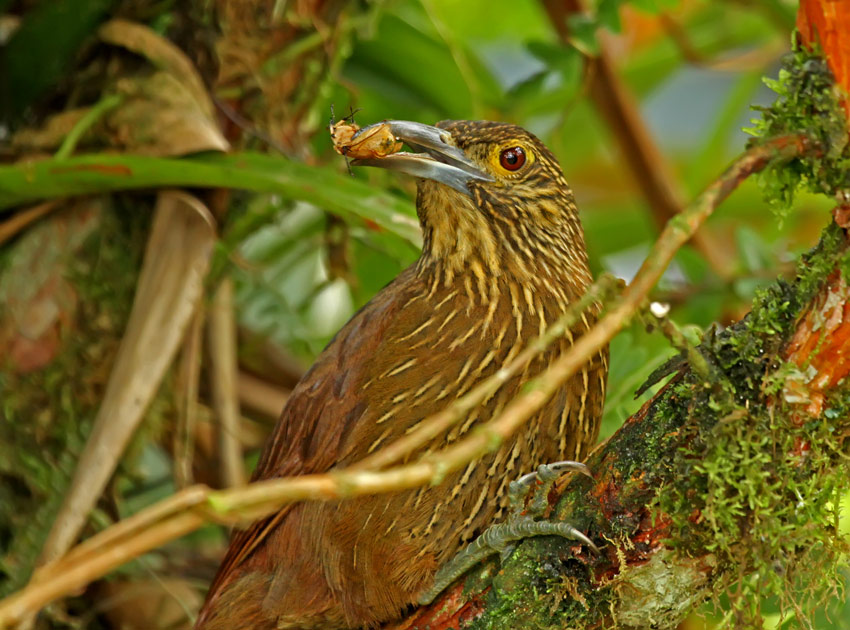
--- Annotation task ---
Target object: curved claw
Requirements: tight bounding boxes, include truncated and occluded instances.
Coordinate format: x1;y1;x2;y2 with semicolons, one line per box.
565;526;600;555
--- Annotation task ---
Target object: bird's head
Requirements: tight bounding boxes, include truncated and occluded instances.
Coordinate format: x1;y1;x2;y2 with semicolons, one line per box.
351;119;590;292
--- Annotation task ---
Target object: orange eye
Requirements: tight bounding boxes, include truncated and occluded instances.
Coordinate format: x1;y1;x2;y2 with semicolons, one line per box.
499;146;526;171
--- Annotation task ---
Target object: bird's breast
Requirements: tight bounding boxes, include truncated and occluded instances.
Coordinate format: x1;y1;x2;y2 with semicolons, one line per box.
336;270;603;538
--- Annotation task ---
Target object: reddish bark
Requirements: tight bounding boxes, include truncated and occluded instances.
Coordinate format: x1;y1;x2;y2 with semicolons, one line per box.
797;0;850;119
784;270;850;418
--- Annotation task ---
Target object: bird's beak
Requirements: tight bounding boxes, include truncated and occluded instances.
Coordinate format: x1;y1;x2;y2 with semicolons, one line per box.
351;120;493;196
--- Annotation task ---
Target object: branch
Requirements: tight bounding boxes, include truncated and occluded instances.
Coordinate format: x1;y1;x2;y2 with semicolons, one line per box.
0;135;809;629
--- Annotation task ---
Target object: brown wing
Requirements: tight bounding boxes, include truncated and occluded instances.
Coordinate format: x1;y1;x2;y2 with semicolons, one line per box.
202;267;417;604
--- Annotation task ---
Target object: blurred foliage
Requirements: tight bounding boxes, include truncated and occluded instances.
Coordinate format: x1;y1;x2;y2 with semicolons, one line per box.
2;0;848;628
0;0;117;121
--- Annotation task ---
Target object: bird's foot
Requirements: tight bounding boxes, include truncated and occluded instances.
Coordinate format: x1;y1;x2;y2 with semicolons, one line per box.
508;461;591;517
417;461;597;605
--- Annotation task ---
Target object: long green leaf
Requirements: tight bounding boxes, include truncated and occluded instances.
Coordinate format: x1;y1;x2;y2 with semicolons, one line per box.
0;152;422;248
0;0;117;121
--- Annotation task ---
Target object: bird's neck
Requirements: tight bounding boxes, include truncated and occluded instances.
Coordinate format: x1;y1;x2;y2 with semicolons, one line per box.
414;185;592;308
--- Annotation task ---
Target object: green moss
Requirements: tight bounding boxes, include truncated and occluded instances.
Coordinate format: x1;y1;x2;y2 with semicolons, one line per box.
465;218;850;626
748;45;850;218
465;225;846;628
657;223;850;626
470;537;605;630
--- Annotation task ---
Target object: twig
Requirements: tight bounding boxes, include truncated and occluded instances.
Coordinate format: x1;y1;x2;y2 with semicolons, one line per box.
212;96;292;157
15;514;208;624
238;327;306;388
207;277;246;488
34;486;211;573
639;301;739;410
0;136;810;628
237;371;289;420
0;201;58;246
659;13;785;72
641;302;712;381
54;94;123;160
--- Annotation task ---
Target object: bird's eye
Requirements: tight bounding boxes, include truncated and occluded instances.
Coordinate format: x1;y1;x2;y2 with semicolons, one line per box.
499;146;526;171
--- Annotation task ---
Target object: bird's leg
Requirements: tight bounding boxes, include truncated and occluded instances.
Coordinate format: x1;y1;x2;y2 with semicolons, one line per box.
515;461;591;517
504;461;597;562
417;461;597;605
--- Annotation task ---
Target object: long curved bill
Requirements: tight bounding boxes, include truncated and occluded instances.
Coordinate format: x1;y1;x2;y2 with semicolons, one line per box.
351;120;493;196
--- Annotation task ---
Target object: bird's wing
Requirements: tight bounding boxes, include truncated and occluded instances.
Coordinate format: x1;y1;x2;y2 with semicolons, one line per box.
204;268;417;598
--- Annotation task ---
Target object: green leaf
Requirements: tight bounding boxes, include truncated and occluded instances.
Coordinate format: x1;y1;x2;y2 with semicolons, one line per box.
506;70;550;103
510;42;583;118
566;14;600;56
0;152;423;250
343;12;499;120
525;41;582;79
598;0;622;33
0;0;118;121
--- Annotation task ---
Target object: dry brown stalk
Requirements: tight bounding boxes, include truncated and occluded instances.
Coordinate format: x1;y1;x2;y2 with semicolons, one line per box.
174;305;205;489
208;277;246;488
31;191;216;579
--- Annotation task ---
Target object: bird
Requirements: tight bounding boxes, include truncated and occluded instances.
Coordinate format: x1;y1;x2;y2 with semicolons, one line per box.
195;119;608;630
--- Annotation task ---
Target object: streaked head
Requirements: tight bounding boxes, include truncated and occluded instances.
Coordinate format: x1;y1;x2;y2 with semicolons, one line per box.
352;119;590;291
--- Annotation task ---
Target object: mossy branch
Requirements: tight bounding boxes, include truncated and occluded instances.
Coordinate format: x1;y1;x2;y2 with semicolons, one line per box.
392;221;850;630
